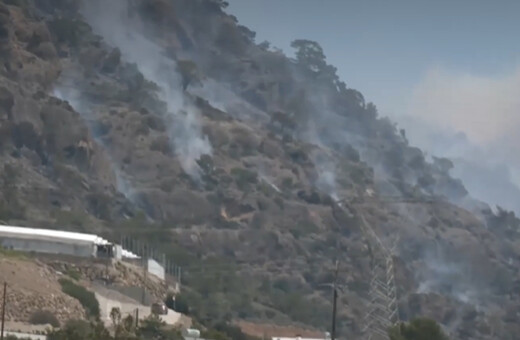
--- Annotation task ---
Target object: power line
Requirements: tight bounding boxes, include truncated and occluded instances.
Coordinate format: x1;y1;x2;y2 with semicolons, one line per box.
1;282;6;340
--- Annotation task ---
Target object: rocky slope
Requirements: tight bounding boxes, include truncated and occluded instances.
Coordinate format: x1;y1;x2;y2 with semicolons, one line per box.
1;0;520;339
0;249;172;329
0;253;85;324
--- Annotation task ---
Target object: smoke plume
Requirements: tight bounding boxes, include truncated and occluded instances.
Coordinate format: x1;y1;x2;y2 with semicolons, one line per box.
399;66;520;213
52;85;136;200
80;0;212;180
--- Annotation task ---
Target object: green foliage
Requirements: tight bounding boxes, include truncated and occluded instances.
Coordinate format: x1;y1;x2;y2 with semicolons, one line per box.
166;292;190;314
29;310;60;328
281;177;294;190
230;167;258;190
290;39;340;86
389;318;449;340
0;245;27;259
0;163;25;220
86;192;113;220
176;59;200;91
65;267;81;281
47;319;107;340
138;314;182;340
47;314;185;340
48;18;88;47
59;278;100;319
289;220;319;239
291;40;327;72
212;322;259;340
51;209;90;230
215;22;246;55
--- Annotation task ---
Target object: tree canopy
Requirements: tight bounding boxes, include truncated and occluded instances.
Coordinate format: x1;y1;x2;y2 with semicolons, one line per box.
389;318;449;340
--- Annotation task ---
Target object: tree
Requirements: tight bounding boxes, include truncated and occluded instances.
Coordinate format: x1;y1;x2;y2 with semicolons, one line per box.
389;318;449;340
290;39;344;94
137;315;181;340
291;39;327;72
258;41;270;50
176;60;201;91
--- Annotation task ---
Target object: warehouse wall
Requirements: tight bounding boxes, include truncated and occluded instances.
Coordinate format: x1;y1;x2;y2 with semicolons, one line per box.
0;237;95;257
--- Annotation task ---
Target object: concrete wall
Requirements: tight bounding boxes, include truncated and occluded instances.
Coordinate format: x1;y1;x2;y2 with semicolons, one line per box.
147;259;165;280
124;258;166;281
108;285;155;305
0;237;95;257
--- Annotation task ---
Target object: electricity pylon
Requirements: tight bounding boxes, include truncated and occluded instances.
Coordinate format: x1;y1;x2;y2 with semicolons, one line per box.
334;199;400;340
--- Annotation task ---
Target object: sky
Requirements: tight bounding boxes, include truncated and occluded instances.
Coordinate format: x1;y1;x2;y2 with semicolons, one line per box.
226;0;520;117
226;0;520;213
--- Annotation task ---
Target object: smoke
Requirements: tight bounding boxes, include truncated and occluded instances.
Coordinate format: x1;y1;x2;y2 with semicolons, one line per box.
417;256;479;305
189;78;270;123
52;85;136;200
80;0;211;180
398;66;520;213
312;154;339;201
407;67;520;147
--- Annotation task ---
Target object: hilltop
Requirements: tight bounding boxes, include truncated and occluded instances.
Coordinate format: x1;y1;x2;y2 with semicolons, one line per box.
1;0;520;339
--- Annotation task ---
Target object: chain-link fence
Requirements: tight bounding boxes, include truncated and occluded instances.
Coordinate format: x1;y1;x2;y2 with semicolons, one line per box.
118;235;182;288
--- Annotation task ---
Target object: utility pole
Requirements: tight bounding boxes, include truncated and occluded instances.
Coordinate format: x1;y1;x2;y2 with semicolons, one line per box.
331;260;339;340
142;245;148;305
1;282;6;340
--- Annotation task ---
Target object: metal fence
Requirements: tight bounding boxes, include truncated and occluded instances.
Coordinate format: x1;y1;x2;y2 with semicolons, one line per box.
119;235;182;286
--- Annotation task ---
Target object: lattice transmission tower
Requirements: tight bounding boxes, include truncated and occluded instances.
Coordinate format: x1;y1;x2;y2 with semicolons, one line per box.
335;199;400;340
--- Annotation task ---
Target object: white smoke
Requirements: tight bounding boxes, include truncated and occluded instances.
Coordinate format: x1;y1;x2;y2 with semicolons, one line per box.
52;85;136;200
190;78;270;123
80;0;212;180
398;66;520;213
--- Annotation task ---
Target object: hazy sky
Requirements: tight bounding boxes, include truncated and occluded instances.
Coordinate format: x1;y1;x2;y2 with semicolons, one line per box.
226;0;520;212
226;0;520;118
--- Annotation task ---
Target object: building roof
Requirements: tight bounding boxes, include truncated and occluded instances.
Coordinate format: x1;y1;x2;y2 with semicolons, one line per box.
0;225;109;246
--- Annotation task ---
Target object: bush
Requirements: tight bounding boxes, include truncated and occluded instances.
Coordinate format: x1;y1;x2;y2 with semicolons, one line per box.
29;310;60;328
230;168;258;190
0;244;27;259
47;319;110;340
165;293;190;315
47;18;88;47
59;278;100;319
65;267;81;281
389;318;449;340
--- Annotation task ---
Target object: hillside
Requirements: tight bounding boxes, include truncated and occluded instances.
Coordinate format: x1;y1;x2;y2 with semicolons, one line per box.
1;0;520;339
0;248;175;331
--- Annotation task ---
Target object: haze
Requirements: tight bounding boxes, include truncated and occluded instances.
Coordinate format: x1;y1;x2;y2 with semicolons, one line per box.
227;0;520;213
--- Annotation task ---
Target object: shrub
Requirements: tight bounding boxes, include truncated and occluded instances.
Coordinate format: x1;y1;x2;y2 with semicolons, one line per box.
29;310;60;328
47;18;88;47
389;318;449;340
59;278;100;319
0;245;26;259
65;267;81;281
230;167;258;190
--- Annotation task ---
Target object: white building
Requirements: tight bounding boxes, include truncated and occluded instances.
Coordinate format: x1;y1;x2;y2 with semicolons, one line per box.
0;225;138;259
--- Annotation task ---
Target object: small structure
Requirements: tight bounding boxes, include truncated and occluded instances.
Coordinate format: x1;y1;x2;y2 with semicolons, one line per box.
183;328;202;340
0;225;138;259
